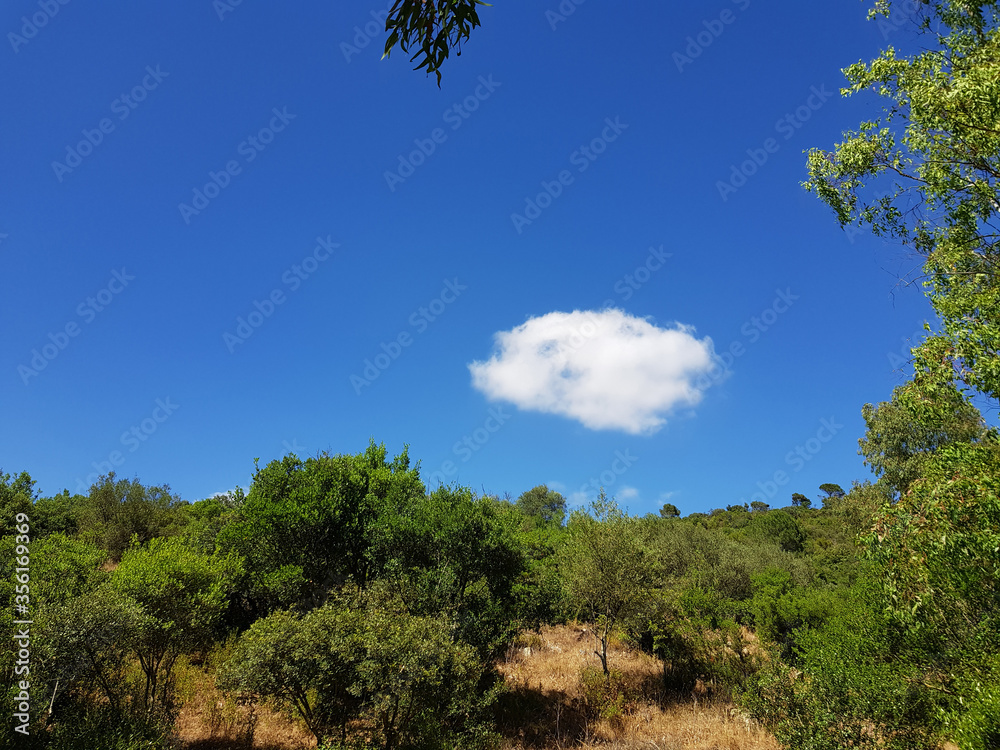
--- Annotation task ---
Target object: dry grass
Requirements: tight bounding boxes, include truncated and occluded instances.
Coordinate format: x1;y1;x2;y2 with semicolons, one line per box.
171;624;780;750
496;624;781;750
172;654;315;750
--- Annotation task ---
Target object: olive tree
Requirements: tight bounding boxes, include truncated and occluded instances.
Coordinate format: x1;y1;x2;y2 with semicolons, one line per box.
561;494;656;675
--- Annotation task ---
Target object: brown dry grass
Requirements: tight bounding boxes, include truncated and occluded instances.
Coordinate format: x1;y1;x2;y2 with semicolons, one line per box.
496;624;781;750
172;624;780;750
172;654;315;750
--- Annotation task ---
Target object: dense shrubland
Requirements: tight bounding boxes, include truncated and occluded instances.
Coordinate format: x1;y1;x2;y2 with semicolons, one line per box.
3;377;998;750
0;445;918;749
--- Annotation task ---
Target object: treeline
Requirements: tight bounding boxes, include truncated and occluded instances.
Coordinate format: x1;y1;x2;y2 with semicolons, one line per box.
4;393;1000;750
2;443;883;750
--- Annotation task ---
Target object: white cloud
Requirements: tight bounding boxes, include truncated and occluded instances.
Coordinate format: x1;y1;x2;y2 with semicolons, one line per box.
618;485;639;501
469;308;715;434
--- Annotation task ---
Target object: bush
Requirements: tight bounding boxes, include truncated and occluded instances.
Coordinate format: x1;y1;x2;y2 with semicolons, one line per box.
579;665;627;727
219;592;496;749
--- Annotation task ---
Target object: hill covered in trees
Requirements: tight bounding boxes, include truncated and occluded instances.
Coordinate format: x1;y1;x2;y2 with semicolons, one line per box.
3;394;998;749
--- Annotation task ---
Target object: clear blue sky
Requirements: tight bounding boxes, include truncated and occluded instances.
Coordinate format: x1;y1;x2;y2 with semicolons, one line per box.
2;1;935;514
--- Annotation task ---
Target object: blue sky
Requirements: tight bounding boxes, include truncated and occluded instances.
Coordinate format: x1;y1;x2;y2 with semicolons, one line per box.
2;1;937;514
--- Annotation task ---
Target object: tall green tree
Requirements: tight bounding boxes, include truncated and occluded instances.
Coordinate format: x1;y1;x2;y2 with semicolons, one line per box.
515;484;567;526
370;485;526;657
216;442;425;613
659;502;681;518
805;0;1000;401
0;469;37;534
77;474;181;561
859;377;989;496
802;4;1000;744
219;593;489;749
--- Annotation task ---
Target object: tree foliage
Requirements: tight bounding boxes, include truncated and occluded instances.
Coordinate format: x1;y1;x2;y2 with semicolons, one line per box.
659;502;680;518
216;442;425;614
805;0;1000;400
219;592;490;749
370;484;526;657
77;473;181;561
798;3;1000;745
515;484;567;526
110;537;242;715
383;0;489;85
561;495;655;675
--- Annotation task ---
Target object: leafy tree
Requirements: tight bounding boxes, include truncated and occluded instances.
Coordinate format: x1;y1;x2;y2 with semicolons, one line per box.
219;593;489;749
505;500;567;630
515;484;567;526
746;568;843;661
36;586;143;720
32;490;84;538
217;442;424;614
748;510;807;553
176;493;239;554
561;494;655;675
817;483;846;510
790;492;812;508
659;502;681;518
218;603;365;745
77;474;181;561
802;6;1000;741
110;537;242;715
370;484;526;657
0;469;37;534
859;378;988;496
818;483;844;499
383;0;489;85
805;0;1000;402
750;500;770;512
741;575;941;750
